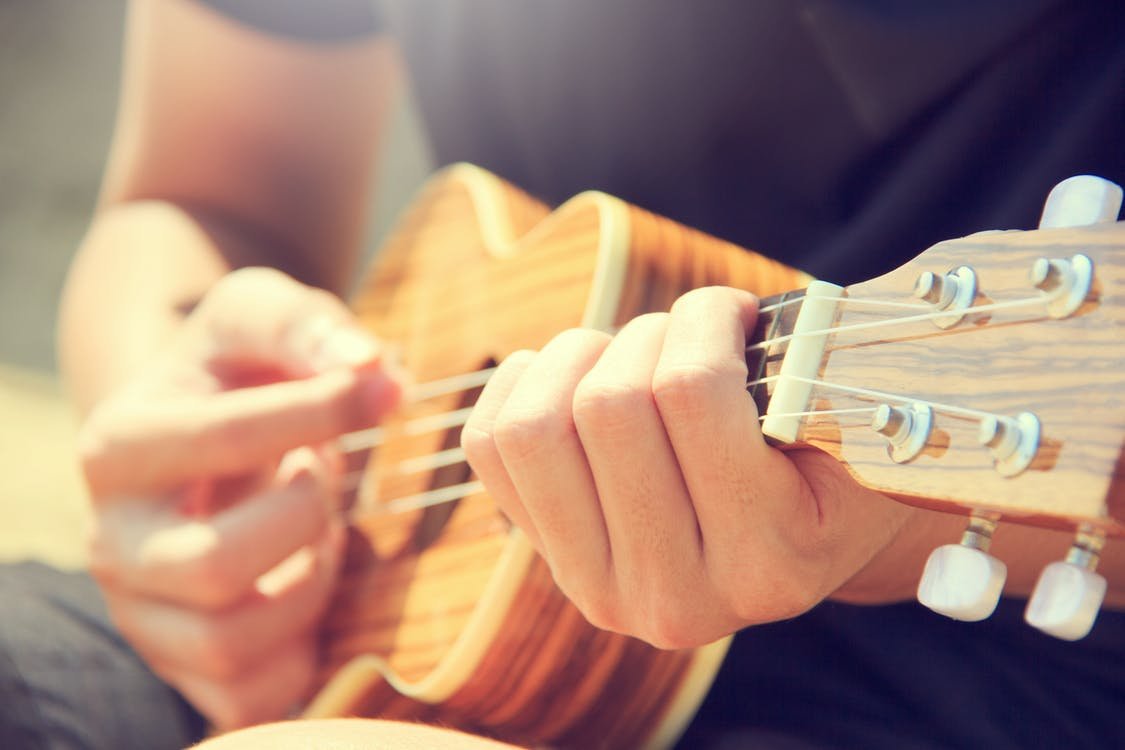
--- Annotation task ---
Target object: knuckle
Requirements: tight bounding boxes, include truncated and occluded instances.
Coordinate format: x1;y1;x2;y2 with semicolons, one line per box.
75;410;123;494
547;327;611;352
651;362;739;415
492;406;573;462
572;379;652;434
499;348;538;370
573;591;621;635
670;285;726;311
641;612;704;651
212;266;288;299
460;423;499;472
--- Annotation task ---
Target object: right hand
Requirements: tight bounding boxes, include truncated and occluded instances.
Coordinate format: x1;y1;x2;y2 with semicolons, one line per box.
78;267;402;729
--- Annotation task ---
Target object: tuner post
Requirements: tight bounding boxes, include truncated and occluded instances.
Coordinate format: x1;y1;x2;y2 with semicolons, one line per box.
1025;529;1107;641
978;412;1040;477
871;403;932;463
917;514;1007;622
912;266;977;329
1027;254;1094;319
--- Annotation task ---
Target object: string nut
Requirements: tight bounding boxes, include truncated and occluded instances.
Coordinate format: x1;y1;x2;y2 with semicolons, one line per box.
871;403;932;463
977;412;1040;477
912;266;977;329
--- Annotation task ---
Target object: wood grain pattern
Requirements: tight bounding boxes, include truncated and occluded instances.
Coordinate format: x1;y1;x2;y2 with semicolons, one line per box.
309;165;1124;745
310;165;806;747
773;225;1125;536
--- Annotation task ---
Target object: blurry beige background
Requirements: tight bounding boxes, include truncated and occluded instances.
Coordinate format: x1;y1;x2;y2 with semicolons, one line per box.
0;1;430;568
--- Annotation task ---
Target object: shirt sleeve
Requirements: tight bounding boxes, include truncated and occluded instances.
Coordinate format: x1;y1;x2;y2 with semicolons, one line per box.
190;0;382;43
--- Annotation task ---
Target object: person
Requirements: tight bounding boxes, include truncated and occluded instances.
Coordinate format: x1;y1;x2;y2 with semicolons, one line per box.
2;0;1123;747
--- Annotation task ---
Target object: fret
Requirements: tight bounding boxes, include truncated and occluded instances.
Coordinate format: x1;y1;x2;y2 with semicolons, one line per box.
746;289;805;415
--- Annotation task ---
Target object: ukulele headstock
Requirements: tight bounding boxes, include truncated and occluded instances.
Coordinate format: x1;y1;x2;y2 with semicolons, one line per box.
811;221;1125;535
761;176;1124;639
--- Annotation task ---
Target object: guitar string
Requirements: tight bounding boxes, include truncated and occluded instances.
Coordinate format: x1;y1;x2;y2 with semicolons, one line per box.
343;404;879;484
338;406;881;512
746;374;1002;421
334;290;1062;512
746;291;1056;353
337;290;1055;455
761;296;932;314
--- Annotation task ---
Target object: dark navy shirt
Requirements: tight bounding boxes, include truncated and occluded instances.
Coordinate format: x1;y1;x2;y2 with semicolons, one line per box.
195;2;1125;746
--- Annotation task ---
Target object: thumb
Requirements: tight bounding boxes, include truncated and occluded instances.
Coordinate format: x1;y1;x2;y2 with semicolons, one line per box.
191;267;384;378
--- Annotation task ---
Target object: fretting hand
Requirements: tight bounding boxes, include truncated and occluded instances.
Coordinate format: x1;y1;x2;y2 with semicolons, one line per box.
79;268;402;728
463;286;914;648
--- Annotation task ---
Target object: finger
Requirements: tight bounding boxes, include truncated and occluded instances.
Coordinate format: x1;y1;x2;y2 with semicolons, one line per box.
105;520;343;684
461;350;542;550
82;365;399;496
490;329;614;600
92;448;340;610
172;636;319;730
653;288;817;605
571;315;705;617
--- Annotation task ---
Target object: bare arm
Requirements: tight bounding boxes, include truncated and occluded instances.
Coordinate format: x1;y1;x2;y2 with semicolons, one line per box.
60;0;399;413
58;0;405;728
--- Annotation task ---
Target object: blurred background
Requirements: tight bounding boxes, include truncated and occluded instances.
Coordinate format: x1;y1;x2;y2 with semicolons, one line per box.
0;1;126;567
0;1;430;567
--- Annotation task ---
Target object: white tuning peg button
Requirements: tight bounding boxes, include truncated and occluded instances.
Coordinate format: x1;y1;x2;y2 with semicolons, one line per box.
917;544;1007;622
1025;561;1107;641
1038;175;1122;229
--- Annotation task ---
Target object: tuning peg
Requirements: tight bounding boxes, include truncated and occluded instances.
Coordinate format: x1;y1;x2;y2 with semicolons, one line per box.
1025;533;1107;641
917;515;1006;622
1038;175;1122;229
978;412;1039;477
912;266;977;329
871;403;932;463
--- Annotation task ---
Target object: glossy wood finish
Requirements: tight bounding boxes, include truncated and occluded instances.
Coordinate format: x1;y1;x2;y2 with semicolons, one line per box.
309;165;807;747
760;224;1125;536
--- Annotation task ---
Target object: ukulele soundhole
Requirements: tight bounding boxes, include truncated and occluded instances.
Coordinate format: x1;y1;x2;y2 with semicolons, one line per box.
409;358;496;551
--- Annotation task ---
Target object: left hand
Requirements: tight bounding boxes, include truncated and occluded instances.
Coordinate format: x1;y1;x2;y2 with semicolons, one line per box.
462;286;915;648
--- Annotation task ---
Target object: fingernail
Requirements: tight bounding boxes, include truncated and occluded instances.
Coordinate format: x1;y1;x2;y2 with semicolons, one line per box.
317;327;382;369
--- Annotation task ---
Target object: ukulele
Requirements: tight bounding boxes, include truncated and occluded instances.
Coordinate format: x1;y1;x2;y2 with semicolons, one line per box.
303;165;1124;748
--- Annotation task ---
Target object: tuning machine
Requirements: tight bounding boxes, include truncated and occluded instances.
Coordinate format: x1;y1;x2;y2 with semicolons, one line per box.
871;403;932;463
917;514;1006;622
1025;530;1107;641
913;266;977;329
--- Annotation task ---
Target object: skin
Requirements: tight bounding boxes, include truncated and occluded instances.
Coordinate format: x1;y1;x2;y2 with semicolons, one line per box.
59;0;401;729
60;0;1122;737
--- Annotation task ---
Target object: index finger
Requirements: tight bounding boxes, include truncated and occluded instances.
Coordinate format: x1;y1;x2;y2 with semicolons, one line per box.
82;366;398;497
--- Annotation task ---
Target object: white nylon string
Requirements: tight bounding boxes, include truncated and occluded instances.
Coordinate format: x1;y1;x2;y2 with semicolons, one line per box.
336;288;1060;512
747;292;1056;353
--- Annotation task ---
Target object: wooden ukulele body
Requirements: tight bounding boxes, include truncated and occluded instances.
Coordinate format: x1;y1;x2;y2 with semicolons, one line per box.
306;164;808;747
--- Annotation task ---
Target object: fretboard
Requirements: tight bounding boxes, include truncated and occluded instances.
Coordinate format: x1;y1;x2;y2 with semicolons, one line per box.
746;289;805;416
